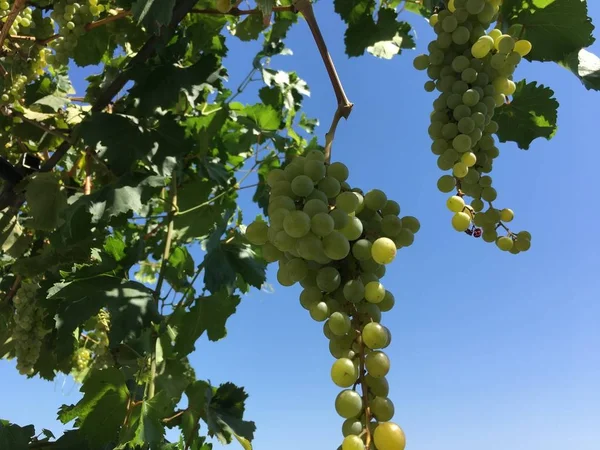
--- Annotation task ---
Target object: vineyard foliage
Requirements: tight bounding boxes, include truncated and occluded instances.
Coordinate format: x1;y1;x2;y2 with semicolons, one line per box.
0;0;597;449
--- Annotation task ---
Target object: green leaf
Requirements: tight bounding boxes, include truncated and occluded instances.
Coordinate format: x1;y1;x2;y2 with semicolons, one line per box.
344;8;415;58
334;0;375;24
164;246;195;291
236;14;267;42
0;212;29;258
203;238;266;294
0;421;35;450
559;48;600;90
174;291;241;355
205;383;256;448
57;368;129;446
155;353;196;404
495;80;559;150
500;0;595;62
232;104;282;132
104;235;127;262
132;0;175;30
119;390;173;448
128;55;222;116
31;94;70;112
24;172;68;231
47;276;160;359
72;25;114;67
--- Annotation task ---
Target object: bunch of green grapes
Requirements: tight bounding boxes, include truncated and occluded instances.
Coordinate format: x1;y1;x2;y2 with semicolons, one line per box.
70;309;112;382
47;0;108;67
413;0;532;253
0;3;33;37
246;151;418;450
11;281;50;376
71;347;92;382
0;47;52;104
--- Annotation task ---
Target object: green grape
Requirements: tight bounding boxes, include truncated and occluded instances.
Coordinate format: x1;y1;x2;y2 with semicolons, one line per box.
329;312;352;336
447;195;465;213
362;323;388;349
342;435;365;450
271;180;295;198
401;216;420;233
365;374;390;397
381;200;400;216
328;162;349;181
373;422;406;450
323;231;350;260
481;186;497;202
299;287;322;310
309;301;329;321
304;160;326;182
452;134;472;152
393;228;414;248
311;212;334;237
381;215;402;237
262;242;283;263
442;15;457;33
371;397;395;422
371;237;396;265
482;229;498;243
268;196;295;215
378;291;395;312
335;390;363;419
364;189;387;211
318;176;341;198
365;350;390;377
496;34;515;53
453;161;469;178
329;208;349;230
365;281;385;304
277;265;295;286
245;220;269;245
340;216;363;241
514;39;532;57
331;358;358;388
291;174;314;197
342;419;364;437
303;198;329;217
452;26;470;45
336;191;360;213
273;230;296;252
413;54;430;70
270;208;289;231
437;175;456;193
452;212;471;231
343;279;365;303
461;152;477;167
352;239;372;261
515;236;531;251
500;208;514;222
283;211;311;238
0;2;10;11
286;258;308;282
316;266;341;292
496;236;514;251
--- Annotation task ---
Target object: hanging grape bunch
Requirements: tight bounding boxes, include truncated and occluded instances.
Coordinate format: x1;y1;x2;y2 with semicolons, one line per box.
413;0;532;254
246;150;420;450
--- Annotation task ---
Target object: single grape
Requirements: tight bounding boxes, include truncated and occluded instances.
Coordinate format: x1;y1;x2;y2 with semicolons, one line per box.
291;174;314;197
335;390;363;419
378;291;395;312
327;162;349;182
401;216;420;233
437;175;456;193
311;212;335;237
342;435;365;450
413;54;430;70
283;211;311;238
500;208;514;222
496;236;514;251
245;220;269;245
365;350;390;377
452;212;471;232
365;281;385;304
340;216;363;241
343;279;365;303
371;237;396;265
514;39;532;57
364;189;387;211
336;191;360;214
323;231;350;260
286;258;308;282
342;419;364;437
352;239;372;261
362;323;388;349
446;195;464;213
304;160;326;182
309;301;329;321
331;358;359;388
371;397;395;422
299;287;322;310
381;215;403;237
329;312;352;336
373;422;406;450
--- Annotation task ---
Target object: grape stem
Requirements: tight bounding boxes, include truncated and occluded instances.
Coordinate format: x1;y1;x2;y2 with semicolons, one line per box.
292;0;353;163
3;274;22;304
148;173;178;400
358;336;373;448
0;0;25;50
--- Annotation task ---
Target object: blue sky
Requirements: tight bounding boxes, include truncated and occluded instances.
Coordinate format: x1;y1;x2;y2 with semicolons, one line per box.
2;3;600;450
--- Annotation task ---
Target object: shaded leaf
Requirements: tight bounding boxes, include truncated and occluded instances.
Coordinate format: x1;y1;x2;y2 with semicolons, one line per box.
24;172;68;231
119;390;173;448
205;383;255;448
72;26;113;67
236;14;267;42
57;368;128;445
501;0;595;62
495;80;559;150
132;0;175;30
174;291;241;355
0;420;35;450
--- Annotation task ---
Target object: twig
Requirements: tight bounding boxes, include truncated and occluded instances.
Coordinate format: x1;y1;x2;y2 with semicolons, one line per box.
4;274;22;303
162;409;187;423
10;111;73;143
292;0;353;163
148;173;178;400
358;338;373;448
0;0;25;49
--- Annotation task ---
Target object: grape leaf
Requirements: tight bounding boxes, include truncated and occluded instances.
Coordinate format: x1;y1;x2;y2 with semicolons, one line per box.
236;14;267;42
174;291;241;355
128;55;222;115
0;420;35;450
495;80;559;150
132;0;175;30
47;276;160;360
0;212;29;258
231;103;282;132
57;368;129;446
334;0;375;24
559;48;600;91
164;246;195;291
72;26;114;67
344;8;415;58
205;383;256;448
203;240;266;294
173;176;224;241
24;172;68;231
119;391;173;448
155;347;196;404
501;0;595;62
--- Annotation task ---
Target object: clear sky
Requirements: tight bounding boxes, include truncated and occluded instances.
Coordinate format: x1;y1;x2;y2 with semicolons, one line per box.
1;3;599;450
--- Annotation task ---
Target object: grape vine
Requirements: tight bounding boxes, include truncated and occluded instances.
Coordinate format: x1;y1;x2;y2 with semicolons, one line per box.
247;152;418;450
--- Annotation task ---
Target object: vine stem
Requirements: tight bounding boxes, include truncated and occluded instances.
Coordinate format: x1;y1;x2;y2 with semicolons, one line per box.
292;0;353;163
148;173;178;400
4;274;22;304
358;336;373;448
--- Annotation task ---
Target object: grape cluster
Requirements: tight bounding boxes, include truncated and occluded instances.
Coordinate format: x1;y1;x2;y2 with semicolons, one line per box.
47;0;108;67
0;2;33;35
11;281;49;376
246;151;419;450
71;347;92;382
70;309;112;382
413;0;532;253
